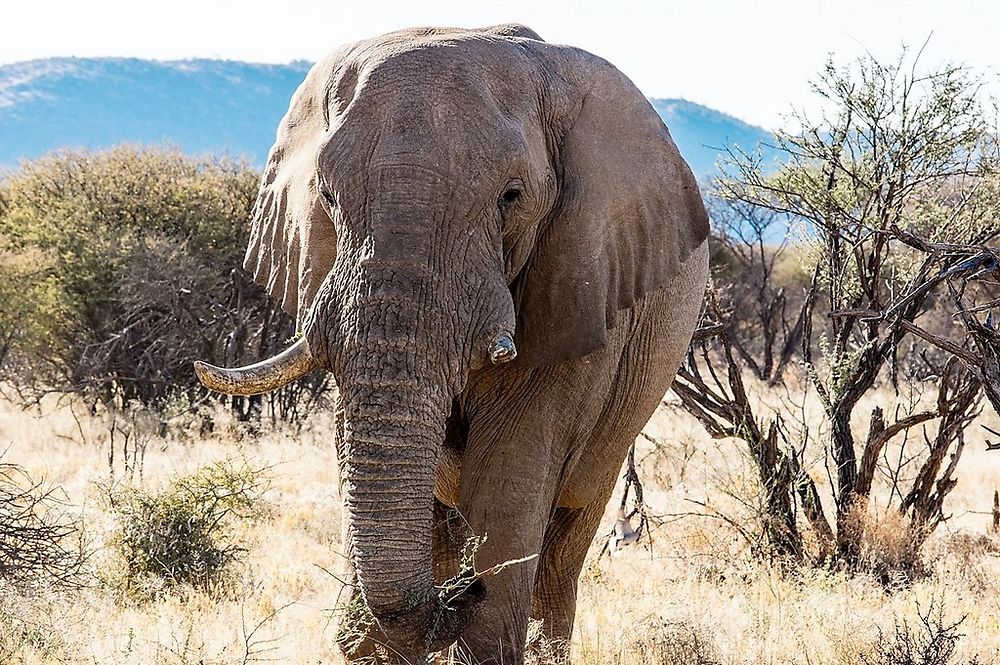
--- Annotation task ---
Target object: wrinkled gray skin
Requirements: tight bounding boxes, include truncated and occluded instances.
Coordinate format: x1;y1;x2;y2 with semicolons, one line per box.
231;24;708;663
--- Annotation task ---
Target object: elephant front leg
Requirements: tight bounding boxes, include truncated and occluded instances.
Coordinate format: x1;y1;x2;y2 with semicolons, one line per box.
448;449;553;663
528;497;612;659
450;529;542;664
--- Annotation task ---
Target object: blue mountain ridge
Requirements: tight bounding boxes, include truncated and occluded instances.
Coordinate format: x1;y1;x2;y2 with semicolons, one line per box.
0;57;775;178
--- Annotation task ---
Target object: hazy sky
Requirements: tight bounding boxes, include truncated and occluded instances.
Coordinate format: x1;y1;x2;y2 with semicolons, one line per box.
4;0;997;129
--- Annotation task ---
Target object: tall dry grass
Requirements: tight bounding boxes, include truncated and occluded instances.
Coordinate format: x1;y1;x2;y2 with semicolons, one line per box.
1;383;999;664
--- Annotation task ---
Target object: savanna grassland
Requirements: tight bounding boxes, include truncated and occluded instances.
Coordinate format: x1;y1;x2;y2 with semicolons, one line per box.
2;379;1000;665
4;47;1000;665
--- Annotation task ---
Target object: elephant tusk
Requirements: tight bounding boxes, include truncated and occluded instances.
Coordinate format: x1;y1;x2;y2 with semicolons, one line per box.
490;333;517;365
193;337;320;396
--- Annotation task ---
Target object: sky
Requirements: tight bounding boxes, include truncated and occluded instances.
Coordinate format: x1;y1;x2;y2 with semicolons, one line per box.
3;0;997;130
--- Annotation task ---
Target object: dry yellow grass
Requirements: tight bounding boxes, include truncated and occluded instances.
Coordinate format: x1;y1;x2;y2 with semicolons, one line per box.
1;383;999;664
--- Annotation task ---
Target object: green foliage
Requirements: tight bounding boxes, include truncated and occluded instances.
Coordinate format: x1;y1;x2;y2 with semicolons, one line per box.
105;458;267;595
0;146;255;397
726;56;996;305
720;48;1000;403
0;146;329;417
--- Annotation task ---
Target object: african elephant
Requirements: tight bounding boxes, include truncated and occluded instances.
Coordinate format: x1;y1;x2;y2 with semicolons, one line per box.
195;23;709;664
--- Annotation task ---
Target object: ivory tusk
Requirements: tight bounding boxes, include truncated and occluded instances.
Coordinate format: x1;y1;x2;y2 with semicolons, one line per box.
193;337;319;396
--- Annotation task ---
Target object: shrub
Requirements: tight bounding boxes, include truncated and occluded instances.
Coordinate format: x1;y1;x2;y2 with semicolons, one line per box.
0;457;85;591
105;458;267;595
859;600;980;665
0;146;331;420
631;618;721;665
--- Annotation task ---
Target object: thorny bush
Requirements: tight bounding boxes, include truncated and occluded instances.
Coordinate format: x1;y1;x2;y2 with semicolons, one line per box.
0;455;85;591
859;599;980;665
103;457;267;596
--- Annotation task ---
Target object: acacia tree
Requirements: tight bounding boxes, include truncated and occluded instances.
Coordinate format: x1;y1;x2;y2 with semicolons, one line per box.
682;48;1000;568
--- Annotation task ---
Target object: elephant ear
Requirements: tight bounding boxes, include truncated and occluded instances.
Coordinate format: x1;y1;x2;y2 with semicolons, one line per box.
514;48;710;367
244;56;339;326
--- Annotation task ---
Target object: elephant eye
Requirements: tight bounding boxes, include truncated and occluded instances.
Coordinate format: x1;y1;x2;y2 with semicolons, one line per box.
321;188;337;208
498;180;523;215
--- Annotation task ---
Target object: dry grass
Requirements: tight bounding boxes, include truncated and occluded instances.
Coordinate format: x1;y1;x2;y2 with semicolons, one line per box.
1;385;999;664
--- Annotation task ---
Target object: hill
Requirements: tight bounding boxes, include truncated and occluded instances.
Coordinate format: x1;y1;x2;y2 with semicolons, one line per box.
652;98;777;176
0;58;774;176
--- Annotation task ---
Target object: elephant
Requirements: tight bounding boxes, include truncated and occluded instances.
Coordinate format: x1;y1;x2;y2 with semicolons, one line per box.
194;23;709;664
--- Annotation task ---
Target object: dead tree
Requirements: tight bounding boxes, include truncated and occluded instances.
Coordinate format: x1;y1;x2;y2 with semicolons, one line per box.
673;290;834;560
714;48;1000;567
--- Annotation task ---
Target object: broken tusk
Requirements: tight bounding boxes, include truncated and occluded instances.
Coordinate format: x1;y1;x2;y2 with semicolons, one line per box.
489;333;517;365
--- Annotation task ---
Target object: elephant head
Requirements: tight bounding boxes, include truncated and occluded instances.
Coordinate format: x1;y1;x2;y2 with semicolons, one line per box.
195;24;708;654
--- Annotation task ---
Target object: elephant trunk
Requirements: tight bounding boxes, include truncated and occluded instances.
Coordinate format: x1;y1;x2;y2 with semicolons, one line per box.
339;395;483;654
321;263;485;654
339;385;443;646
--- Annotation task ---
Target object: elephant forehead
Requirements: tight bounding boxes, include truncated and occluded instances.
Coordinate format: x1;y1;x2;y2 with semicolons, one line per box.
310;30;552;185
317;86;533;204
349;28;539;83
328;33;544;126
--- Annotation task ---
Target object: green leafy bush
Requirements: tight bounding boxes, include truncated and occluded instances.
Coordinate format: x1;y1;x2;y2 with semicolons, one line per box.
105;458;267;595
0;146;330;418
